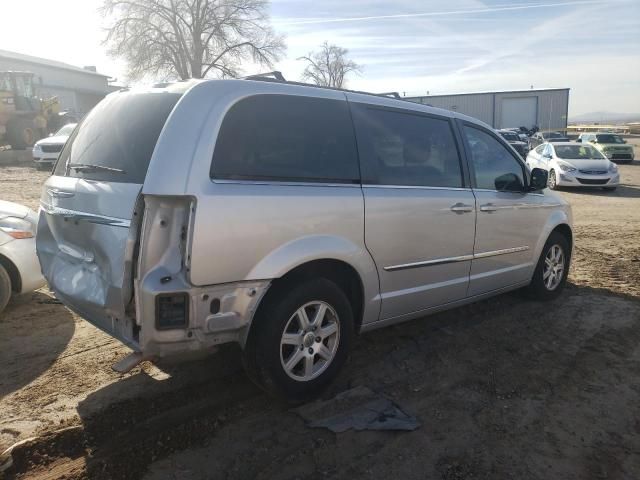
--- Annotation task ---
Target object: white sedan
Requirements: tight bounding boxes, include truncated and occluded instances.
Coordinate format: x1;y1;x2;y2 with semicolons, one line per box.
526;142;620;191
31;123;77;170
0;200;45;314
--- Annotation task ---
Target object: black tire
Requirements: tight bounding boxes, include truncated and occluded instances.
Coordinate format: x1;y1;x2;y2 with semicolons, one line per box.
525;231;571;300
547;169;558;190
6;118;36;150
0;264;12;315
242;278;355;403
602;186;617;191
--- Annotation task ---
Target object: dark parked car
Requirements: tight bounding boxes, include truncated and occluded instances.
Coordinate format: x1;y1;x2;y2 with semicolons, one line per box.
497;129;529;157
529;131;570;148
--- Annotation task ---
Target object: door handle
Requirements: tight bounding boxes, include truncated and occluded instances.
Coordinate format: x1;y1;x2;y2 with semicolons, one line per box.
450;203;474;214
480;203;498;213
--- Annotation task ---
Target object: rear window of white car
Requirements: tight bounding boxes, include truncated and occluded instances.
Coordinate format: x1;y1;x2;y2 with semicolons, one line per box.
54;92;181;184
211;94;360;183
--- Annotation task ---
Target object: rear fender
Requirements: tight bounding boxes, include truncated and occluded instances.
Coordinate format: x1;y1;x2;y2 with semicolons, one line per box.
246;234;381;326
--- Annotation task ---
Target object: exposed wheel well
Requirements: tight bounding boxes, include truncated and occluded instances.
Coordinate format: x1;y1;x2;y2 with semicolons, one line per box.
0;254;21;293
551;224;573;250
260;259;365;333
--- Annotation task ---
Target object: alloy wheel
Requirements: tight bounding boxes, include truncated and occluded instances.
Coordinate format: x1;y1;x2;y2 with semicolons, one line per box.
543;244;565;291
280;301;340;382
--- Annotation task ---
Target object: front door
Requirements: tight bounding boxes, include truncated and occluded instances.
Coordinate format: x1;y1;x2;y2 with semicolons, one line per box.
460;123;549;296
349;100;476;320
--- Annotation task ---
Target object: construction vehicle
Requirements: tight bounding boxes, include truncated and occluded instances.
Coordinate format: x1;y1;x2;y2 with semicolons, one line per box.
0;71;75;149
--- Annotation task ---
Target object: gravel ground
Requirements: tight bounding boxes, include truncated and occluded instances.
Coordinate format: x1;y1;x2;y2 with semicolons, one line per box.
1;141;639;480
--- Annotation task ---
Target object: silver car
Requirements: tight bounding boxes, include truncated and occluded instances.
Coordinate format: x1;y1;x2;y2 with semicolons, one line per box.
37;79;573;401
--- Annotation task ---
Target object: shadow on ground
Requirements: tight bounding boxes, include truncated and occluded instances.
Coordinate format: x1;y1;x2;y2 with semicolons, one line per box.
6;283;640;479
0;291;75;397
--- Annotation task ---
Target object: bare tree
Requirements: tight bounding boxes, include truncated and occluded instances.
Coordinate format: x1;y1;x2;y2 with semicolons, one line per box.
298;41;362;88
102;0;286;81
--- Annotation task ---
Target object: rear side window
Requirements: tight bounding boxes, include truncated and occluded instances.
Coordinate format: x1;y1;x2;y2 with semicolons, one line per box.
351;105;463;188
54;92;181;183
211;95;359;183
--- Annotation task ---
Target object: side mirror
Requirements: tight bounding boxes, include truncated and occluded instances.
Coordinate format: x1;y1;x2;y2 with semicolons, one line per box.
529;168;548;191
575;138;581;143
495;172;525;192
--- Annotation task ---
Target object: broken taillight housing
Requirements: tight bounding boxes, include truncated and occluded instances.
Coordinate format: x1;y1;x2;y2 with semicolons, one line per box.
155;293;189;330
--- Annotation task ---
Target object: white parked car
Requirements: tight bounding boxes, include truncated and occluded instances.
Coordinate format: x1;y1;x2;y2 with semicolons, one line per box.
0;200;45;314
526;142;619;191
32;123;77;170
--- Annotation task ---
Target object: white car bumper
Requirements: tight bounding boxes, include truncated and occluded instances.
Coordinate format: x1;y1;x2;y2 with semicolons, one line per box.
556;171;619;188
32;149;60;165
0;237;46;293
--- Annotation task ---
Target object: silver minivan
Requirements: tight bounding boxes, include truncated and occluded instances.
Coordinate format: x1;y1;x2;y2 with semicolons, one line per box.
37;78;572;401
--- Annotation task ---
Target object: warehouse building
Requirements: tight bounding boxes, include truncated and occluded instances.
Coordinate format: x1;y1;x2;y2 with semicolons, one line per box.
406;88;570;131
0;49;115;118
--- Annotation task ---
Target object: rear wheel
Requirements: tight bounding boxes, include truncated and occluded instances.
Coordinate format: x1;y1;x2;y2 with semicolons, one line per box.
242;278;354;402
0;264;13;315
525;231;570;300
547;169;558;190
6;118;36;150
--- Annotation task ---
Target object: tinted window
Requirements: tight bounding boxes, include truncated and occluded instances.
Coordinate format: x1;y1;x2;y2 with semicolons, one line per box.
464;126;525;192
211;95;359;183
352;106;463;187
54;92;181;184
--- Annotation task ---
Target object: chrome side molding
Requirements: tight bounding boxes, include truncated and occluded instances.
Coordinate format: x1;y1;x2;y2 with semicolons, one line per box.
384;246;530;272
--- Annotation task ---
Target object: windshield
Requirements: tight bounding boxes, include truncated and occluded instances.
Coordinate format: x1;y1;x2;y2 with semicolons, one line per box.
596;134;624;144
500;132;519;141
54;92;181;183
554;145;605;160
54;124;77;137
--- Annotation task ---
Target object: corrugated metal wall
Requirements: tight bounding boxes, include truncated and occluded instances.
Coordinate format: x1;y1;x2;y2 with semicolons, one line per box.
408;89;569;131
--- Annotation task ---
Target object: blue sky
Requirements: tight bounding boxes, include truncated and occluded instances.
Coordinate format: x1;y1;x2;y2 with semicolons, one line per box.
0;0;638;115
270;0;640;115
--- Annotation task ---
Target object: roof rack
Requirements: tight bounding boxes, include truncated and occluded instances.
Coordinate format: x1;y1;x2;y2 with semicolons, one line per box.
242;71;407;102
243;71;286;81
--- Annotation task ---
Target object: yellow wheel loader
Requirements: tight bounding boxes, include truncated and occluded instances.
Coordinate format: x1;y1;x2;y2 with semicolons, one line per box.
0;71;75;150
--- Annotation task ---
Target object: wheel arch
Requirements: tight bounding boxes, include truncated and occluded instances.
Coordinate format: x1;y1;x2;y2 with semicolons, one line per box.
245;258;369;351
0;253;21;293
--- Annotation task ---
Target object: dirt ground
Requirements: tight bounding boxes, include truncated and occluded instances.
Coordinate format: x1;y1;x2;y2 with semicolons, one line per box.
1;141;639;480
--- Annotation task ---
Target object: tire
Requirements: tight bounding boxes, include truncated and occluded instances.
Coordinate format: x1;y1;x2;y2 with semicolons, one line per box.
6;118;36;150
242;278;355;403
602;186;617;191
547;169;558;190
525;231;571;300
0;264;12;315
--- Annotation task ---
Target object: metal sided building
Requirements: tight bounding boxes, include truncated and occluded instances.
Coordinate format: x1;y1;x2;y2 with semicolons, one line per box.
406;88;570;131
0;49;115;118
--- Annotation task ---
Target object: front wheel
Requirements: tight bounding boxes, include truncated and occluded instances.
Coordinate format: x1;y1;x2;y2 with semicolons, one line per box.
0;264;12;315
242;278;354;402
525;231;570;300
547;169;558;190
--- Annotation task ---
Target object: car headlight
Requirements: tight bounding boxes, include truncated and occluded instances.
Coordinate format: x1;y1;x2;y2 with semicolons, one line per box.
609;162;618;173
0;216;35;239
32;144;42;152
557;162;576;172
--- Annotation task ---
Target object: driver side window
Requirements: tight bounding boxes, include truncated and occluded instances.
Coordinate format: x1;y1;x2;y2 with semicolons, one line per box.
464;125;525;192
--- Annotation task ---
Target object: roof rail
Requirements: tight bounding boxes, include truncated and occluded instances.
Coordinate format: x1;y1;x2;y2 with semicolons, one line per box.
242;74;409;103
243;71;286;81
376;92;402;99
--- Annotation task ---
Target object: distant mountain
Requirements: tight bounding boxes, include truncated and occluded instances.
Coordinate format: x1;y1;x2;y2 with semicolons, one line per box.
569;111;640;124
